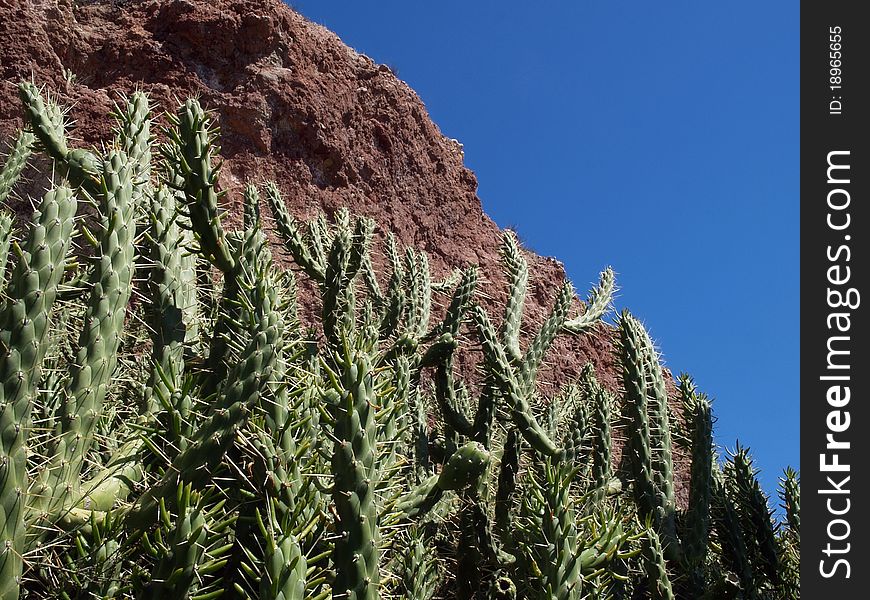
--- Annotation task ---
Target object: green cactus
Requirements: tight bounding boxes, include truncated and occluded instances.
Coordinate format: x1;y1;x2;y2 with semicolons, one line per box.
495;428;522;537
327;348;380;600
642;526;675;600
500;231;528;362
113;91;152;216
563;267;615;334
474;304;562;458
777;468;800;600
779;467;799;541
164;98;235;274
579;364;614;500
617;310;679;562
712;470;756;599
19;82;102;196
0;211;13;288
143;185;189;411
139;485;223;600
45;151;137;514
0;130;34;205
402;526;440;600
728;445;781;590
0;186;77;600
438;441;491;491
130;281;284;527
539;456;583;600
681;381;714;594
0;79;801;600
265;182;325;282
256;498;308;600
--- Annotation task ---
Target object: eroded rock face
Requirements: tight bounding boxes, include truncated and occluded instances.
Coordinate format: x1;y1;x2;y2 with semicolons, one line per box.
0;0;688;500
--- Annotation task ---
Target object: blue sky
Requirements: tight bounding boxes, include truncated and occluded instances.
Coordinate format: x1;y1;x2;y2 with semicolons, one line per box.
290;1;799;497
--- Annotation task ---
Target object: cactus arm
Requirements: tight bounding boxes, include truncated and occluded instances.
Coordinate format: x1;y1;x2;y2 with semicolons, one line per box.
430;268;462;293
433;357;474;437
641;527;675;600
518;280;573;396
205;222;273;394
778;467;801;600
402;527;439;600
404;250;432;342
321;219;354;347
618;311;656;512
46;152;137;511
0;130;34;205
779;467;800;540
347;216;375;288
508;390;561;457
329;350;380;600
494;429;521;538
264;182;325;282
474;305;562;458
563;267;615;334
0;212;13;289
243;182;261;230
437;441;490;490
18;82;67;160
144;186;189;413
0;186;77;600
617;311;680;561
130;306;282;529
75;443;145;513
113;91;152;216
682;392;713;592
308;213;333;272
576;510;633;575
407;389;431;483
730;446;781;588
539;455;583;600
164;98;235;274
637;324;675;508
18;82;102;196
500;231;527;361
139;485;216;600
76;184;194;512
360;250;383;306
396;474;443;519
259;502;307;600
422;266;477;345
378;234;405;339
582;367;613;499
712;471;756;597
470;376;499;447
115;92;151;179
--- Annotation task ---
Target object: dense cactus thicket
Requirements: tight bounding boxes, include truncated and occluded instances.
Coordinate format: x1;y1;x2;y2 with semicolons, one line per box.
0;82;799;600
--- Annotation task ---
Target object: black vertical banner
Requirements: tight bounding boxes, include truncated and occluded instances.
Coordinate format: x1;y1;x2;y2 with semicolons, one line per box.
802;2;870;597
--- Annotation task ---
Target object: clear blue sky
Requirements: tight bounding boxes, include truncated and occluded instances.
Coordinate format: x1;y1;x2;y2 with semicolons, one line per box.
290;1;799;498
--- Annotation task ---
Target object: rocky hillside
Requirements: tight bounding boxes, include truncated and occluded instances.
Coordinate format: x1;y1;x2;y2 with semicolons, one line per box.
0;0;687;496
